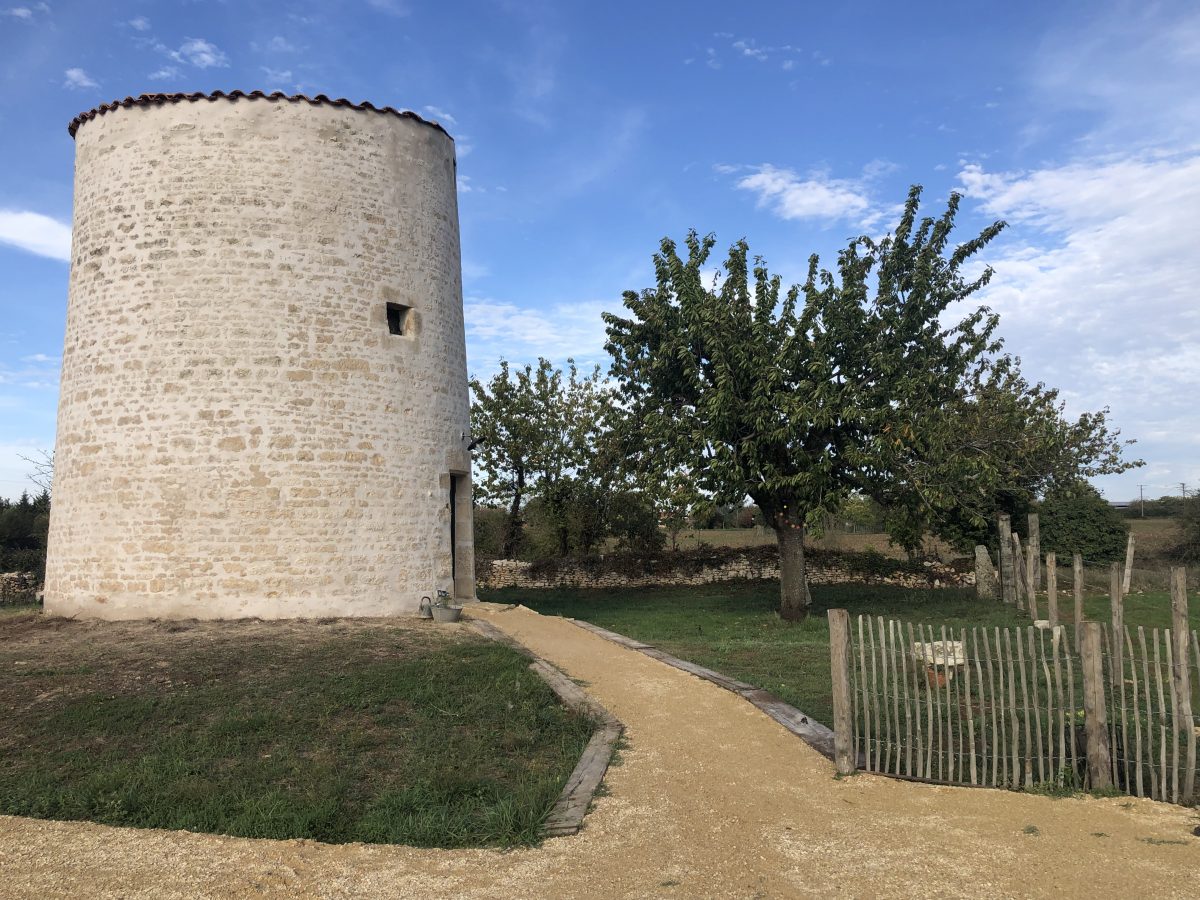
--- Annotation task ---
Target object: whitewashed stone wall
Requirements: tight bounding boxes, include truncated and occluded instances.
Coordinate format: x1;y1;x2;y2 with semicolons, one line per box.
480;553;974;592
45;96;474;620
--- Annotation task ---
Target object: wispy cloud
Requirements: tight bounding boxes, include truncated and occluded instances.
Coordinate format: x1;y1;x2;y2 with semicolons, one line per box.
261;66;293;85
422;105;457;126
1027;6;1200;149
726;163;873;225
3;3;48;22
465;297;611;374
691;35;808;71
265;35;297;52
959;150;1200;497
168;37;229;69
0;210;71;261
127;15;149;31
148;66;180;81
62;67;98;90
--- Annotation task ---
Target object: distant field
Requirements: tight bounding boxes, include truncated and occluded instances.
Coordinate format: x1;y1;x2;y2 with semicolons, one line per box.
1127;517;1183;560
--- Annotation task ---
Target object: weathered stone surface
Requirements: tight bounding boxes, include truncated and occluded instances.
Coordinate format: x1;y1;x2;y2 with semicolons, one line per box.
974;545;998;600
0;572;39;604
478;551;975;592
45;96;474;620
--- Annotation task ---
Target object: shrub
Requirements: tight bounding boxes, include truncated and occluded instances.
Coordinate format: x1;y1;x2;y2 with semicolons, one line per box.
1173;496;1200;562
1038;481;1128;563
472;507;508;561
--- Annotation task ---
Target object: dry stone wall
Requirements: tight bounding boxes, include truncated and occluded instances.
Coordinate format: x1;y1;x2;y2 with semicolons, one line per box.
45;95;474;620
479;550;974;592
0;573;39;605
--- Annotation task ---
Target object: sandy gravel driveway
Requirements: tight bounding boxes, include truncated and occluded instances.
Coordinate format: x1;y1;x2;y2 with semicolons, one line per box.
2;602;1199;899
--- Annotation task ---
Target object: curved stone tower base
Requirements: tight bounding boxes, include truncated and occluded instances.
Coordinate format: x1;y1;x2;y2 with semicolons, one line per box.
45;92;474;620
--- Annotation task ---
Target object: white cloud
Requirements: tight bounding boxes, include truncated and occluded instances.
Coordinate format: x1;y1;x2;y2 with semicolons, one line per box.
465;297;611;373
148;66;180;81
959;150;1200;498
4;3;46;21
731;164;873;224
266;35;296;52
0;210;71;261
62;67;98;90
169;37;229;69
422;105;457;126
128;15;149;31
1028;6;1200;149
261;66;292;84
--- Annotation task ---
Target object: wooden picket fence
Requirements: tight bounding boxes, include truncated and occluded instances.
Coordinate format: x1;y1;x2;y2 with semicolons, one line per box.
828;569;1199;804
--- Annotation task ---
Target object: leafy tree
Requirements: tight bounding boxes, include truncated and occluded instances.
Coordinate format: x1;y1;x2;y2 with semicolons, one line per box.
873;355;1141;554
1037;480;1129;563
607;488;666;553
605;187;1005;619
469;358;607;557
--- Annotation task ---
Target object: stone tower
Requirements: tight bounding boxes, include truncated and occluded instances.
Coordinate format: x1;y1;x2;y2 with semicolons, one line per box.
45;91;474;619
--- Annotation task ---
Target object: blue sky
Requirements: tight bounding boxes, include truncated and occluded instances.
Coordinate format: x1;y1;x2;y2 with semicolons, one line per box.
1;0;1196;503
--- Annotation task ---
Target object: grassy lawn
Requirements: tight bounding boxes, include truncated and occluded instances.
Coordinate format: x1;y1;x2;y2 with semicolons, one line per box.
484;581;1189;730
0;612;592;848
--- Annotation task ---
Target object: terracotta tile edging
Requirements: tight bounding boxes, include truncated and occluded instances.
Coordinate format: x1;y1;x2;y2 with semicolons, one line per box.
568;618;837;762
467;618;624;838
67;90;453;139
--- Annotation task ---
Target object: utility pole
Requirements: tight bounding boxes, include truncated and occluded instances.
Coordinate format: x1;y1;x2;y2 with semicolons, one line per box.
1138;484;1145;517
1182;483;1189;500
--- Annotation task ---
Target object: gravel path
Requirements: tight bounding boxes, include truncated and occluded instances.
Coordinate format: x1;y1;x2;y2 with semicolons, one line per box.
2;602;1199;898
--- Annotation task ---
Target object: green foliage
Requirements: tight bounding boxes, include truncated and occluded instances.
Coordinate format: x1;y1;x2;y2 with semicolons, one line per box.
878;357;1141;553
471;507;508;561
1173;496;1200;562
607;489;665;553
604;186;1006;617
0;490;50;579
1038;481;1129;562
470;358;609;558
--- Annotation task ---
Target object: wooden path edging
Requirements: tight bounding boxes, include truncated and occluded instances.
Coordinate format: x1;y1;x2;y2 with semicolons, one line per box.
568;619;837;761
468;618;624;838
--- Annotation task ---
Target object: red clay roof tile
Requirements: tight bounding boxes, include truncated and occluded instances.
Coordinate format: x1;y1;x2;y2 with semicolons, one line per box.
68;90;453;139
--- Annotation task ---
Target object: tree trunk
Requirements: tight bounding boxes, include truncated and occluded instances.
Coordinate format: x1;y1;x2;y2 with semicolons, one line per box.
775;524;812;621
502;472;525;558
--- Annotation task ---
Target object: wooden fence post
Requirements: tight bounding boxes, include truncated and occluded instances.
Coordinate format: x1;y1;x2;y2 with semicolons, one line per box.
1012;533;1033;617
1079;623;1112;790
828;608;856;776
999;515;1015;606
1170;568;1195;801
1073;553;1084;630
1028;513;1041;594
1109;563;1124;698
1122;533;1136;597
1046;553;1058;628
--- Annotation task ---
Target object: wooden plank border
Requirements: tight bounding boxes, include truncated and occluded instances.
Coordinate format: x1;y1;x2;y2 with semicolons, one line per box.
468;618;624;838
570;618;837;760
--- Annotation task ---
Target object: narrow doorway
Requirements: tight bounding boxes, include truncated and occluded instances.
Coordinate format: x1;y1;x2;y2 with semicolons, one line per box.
449;473;458;584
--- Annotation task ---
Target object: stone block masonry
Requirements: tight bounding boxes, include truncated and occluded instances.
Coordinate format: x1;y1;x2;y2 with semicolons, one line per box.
44;93;475;620
478;548;975;592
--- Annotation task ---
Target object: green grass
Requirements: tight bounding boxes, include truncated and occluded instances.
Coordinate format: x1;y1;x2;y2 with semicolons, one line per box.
0;615;592;847
485;581;1189;729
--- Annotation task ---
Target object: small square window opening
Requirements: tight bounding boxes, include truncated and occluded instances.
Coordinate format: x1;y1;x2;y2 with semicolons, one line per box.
386;302;411;336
